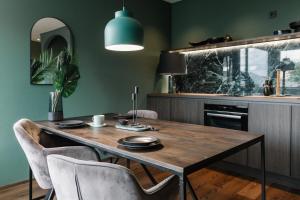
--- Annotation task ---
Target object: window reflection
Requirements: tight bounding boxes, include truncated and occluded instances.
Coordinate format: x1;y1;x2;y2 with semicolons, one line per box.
281;49;300;88
175;38;300;96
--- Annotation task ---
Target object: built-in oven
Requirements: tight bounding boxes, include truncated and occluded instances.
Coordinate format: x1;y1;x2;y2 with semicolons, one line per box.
204;103;248;131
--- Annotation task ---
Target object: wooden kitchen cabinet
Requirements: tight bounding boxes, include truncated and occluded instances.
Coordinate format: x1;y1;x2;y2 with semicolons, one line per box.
148;95;295;178
291;105;300;178
224;149;248;166
248;103;291;176
147;96;171;120
170;98;204;124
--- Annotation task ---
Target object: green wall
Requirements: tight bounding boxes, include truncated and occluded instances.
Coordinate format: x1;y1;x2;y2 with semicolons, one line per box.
4;0;298;187
172;0;300;48
0;0;170;186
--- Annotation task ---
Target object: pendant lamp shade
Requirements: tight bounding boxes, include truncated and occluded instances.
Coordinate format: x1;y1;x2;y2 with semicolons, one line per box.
105;8;144;51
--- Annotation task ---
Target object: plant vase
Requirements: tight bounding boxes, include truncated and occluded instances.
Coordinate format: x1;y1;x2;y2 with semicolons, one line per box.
48;91;64;121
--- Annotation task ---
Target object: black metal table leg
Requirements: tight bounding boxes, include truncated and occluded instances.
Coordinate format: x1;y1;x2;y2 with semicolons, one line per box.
44;188;55;200
29;167;32;200
261;137;266;200
179;175;187;200
114;158;119;164
93;148;102;161
186;177;198;200
126;159;131;169
140;164;158;185
29;167;46;200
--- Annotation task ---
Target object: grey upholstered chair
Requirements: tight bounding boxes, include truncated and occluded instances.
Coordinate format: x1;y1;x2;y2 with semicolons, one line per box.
47;154;179;200
128;110;158;120
13;119;100;200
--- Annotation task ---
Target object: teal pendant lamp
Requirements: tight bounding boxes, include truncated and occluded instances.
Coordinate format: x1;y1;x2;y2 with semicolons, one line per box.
104;0;144;51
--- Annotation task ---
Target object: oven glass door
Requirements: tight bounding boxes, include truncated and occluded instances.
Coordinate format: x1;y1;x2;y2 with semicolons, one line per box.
205;112;247;131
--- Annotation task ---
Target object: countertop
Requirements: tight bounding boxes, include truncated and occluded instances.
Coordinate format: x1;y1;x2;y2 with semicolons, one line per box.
148;93;300;104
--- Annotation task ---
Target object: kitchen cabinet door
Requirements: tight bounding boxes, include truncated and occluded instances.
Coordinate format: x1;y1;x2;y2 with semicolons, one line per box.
170;98;204;125
291;105;300;178
147;96;171;120
224;150;248;166
248;103;291;176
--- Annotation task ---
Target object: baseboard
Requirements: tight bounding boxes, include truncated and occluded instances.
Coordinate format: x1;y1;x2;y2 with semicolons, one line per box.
211;161;300;193
0;180;29;191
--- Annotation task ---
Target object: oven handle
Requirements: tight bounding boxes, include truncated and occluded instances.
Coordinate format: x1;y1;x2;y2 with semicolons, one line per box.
206;112;242;119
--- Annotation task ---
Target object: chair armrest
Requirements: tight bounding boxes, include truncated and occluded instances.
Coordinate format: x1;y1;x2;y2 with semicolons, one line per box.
145;175;179;199
43;146;100;162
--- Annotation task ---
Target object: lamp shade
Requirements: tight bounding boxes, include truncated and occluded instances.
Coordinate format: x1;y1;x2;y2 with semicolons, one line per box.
157;52;187;75
104;8;144;51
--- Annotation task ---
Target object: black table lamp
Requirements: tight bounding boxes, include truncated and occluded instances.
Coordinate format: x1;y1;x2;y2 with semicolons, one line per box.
157;51;187;93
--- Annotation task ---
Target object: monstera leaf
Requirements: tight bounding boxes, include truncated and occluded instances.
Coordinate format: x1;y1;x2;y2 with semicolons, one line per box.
31;49;80;97
53;50;80;98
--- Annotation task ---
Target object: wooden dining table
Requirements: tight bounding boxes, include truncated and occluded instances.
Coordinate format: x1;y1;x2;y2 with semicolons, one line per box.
36;116;265;200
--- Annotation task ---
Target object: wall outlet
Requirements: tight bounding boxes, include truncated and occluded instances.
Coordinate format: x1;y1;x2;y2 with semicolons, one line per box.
269;10;278;19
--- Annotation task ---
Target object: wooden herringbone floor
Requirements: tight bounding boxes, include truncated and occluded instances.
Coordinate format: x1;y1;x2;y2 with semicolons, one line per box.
1;160;300;200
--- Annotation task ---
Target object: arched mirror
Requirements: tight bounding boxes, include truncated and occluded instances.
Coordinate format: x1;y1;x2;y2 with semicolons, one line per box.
30;17;73;85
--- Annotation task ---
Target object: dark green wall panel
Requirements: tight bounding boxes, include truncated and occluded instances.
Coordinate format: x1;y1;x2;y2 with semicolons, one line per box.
171;0;300;48
0;0;170;186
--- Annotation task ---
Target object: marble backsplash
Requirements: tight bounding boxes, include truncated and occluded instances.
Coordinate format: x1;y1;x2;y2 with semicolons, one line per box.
175;38;300;96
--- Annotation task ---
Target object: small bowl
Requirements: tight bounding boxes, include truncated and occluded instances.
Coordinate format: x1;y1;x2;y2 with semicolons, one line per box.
290;21;300;29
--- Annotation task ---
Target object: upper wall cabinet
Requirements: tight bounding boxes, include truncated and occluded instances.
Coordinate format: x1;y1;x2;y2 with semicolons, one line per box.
30;17;73;85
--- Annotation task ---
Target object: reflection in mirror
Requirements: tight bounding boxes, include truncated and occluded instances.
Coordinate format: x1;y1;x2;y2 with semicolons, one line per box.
175;39;300;96
30;17;72;84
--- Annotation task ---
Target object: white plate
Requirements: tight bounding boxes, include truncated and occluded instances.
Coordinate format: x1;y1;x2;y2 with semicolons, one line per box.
87;122;107;128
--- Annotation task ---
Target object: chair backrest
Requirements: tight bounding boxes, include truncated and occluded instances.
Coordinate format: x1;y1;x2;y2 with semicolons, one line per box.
13;119;52;189
128;110;158;120
47;155;155;200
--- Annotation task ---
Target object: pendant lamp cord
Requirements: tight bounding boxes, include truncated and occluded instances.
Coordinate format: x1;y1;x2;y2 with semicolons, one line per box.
122;0;125;10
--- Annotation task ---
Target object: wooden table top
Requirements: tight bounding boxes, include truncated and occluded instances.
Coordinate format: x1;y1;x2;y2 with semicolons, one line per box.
36;116;263;175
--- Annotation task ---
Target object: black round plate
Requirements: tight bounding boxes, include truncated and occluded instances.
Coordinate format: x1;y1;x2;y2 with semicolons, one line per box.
119;136;159;146
58;120;84;126
118;140;161;150
57;120;85;128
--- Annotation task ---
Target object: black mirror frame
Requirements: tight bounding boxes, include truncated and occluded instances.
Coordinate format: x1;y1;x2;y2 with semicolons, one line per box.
30;17;74;85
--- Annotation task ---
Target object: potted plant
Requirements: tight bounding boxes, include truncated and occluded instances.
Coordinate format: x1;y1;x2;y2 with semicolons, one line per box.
32;49;80;121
